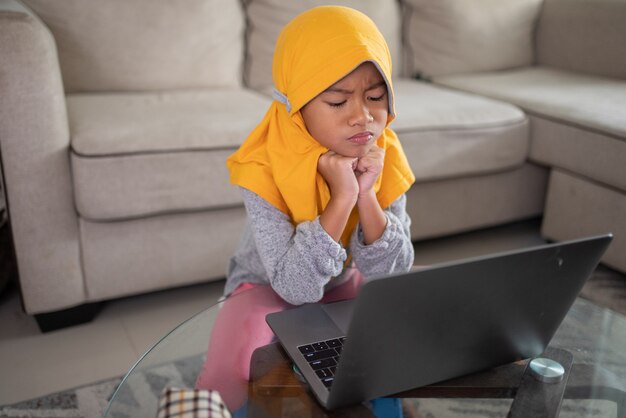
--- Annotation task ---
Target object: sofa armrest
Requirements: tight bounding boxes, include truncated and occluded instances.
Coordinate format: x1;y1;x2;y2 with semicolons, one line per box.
0;0;85;314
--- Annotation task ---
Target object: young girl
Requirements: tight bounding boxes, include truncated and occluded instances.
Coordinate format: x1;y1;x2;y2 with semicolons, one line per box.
196;5;415;411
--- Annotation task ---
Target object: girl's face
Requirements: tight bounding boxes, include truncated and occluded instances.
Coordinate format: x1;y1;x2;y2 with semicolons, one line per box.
300;62;389;158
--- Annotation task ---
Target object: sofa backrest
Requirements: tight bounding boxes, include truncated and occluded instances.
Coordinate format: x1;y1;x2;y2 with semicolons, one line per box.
400;0;544;79
243;0;402;91
21;0;245;93
535;0;626;80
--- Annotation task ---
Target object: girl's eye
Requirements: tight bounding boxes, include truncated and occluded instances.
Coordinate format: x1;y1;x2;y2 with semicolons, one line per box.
369;93;386;102
328;101;346;108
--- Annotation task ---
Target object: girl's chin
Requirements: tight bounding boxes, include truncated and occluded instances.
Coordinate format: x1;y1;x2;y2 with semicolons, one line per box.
340;144;373;159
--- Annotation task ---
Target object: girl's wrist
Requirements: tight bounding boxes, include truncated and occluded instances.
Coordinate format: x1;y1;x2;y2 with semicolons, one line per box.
321;193;357;242
356;188;386;245
357;188;376;202
331;190;359;207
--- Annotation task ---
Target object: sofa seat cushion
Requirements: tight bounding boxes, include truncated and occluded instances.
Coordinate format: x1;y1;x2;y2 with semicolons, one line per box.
392;79;529;181
434;67;626;190
69;89;271;221
529;115;626;192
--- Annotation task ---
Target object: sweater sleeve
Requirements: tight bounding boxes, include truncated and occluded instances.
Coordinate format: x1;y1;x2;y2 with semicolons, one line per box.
241;188;347;305
350;194;415;278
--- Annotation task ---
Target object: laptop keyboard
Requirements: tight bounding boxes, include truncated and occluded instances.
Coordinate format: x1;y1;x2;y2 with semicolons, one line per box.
297;337;346;388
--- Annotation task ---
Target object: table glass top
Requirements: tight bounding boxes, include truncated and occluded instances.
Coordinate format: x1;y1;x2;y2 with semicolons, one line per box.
104;286;626;418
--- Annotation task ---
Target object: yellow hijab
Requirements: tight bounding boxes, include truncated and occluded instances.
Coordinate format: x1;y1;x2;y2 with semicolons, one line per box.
227;6;415;246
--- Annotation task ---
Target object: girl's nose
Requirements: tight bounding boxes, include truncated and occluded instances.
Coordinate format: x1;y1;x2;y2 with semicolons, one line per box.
348;102;373;126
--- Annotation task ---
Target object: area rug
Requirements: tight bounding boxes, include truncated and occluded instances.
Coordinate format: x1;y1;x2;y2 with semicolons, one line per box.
0;377;121;418
0;354;205;418
0;364;619;418
579;265;626;316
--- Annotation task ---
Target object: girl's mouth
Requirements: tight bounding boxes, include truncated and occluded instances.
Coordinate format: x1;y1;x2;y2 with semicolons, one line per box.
348;131;374;144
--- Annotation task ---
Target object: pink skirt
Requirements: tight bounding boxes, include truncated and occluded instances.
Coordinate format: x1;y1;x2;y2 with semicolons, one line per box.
195;269;364;410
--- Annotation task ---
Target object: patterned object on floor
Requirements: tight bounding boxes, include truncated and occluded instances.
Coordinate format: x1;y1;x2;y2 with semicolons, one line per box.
157;388;231;418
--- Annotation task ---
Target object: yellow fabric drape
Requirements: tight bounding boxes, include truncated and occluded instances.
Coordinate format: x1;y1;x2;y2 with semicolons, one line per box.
227;6;415;246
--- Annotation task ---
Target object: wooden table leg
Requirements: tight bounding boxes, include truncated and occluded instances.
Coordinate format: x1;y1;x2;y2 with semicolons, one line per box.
508;347;573;418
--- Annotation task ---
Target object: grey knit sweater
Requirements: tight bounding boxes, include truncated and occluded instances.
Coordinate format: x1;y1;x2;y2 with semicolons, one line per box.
224;188;414;305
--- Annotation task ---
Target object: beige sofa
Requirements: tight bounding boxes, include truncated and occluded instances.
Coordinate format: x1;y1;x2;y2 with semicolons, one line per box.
0;0;623;330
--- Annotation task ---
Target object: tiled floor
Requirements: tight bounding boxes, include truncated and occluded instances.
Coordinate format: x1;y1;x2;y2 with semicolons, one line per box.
0;218;555;405
0;278;225;406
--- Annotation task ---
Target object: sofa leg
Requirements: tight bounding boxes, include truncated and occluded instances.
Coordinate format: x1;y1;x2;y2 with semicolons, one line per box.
34;302;104;333
0;220;17;295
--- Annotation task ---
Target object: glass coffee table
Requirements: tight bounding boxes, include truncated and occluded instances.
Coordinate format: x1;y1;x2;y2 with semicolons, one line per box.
103;285;626;418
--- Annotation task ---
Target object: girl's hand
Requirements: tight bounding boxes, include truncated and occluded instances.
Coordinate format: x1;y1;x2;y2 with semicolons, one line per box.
355;145;385;196
318;151;359;202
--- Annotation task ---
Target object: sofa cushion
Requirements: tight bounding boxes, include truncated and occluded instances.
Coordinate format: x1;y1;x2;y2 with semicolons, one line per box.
80;207;248;301
401;0;543;78
244;0;402;90
69;89;272;220
542;170;626;273
22;0;245;93
407;164;548;240
529;115;626;192
434;67;626;190
392;79;529;181
536;0;626;80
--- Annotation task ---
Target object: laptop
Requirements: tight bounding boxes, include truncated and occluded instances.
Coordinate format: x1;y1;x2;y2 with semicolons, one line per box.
265;234;612;410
